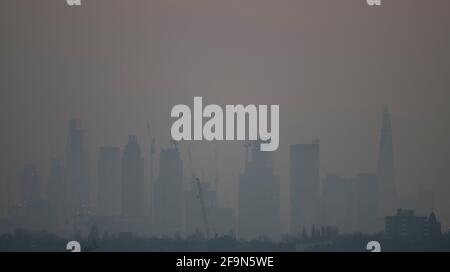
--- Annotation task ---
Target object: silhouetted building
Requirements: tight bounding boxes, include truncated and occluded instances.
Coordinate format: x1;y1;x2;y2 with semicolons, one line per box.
376;107;397;223
154;146;183;236
65;120;90;217
47;159;64;205
20;163;41;205
46;158;65;232
184;178;235;237
353;173;378;233
9;164;52;231
322;174;353;232
239;141;280;240
97;147;121;217
121;136;145;218
385;209;441;239
290;140;320;233
322;173;377;233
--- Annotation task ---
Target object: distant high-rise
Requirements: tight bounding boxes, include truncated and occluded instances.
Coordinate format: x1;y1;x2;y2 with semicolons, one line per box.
47;159;64;206
183;178;235;237
20;163;41;205
153;146;183;236
97;147;121;217
239;141;280;240
46;158;65;231
290;140;320;233
376;107;397;221
322;173;377;234
353;173;378;233
65;120;90;216
10;164;51;231
385;209;441;239
121;136;145;218
322;174;352;232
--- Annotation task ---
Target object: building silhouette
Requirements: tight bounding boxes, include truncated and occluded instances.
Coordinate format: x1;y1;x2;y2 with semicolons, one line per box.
65;120;90;217
9;164;52;231
153;145;183;236
121;136;145;218
97;147;121;217
290;140;320;233
322;173;377;233
46;158;65;233
353;173;378;233
239;141;280;240
385;209;441;239
376;107;397;224
20;163;41;206
322;174;353;232
183;178;235;237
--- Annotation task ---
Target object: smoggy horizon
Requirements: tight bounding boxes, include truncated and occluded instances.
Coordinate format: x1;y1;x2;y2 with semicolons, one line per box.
1;0;450;233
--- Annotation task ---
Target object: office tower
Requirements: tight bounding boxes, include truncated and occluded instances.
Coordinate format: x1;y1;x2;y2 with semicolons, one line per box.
239;141;280;240
46;158;65;231
153;146;183;236
20;163;41;205
322;174;353;233
121;136;145;218
65;119;90;216
97;147;121;217
376;107;397;220
352;173;378;233
385;209;441;239
322;173;378;234
290;140;320;234
184;179;216;236
183;178;235;237
10;163;52;231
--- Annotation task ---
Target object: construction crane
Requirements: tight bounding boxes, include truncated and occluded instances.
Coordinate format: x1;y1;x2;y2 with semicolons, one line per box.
195;177;210;240
187;148;211;240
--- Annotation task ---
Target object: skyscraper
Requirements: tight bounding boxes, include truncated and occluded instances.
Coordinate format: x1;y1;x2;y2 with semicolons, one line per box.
376;107;397;222
290;140;320;234
153;145;183;236
20;163;41;205
46;158;65;232
353;173;378;233
47;159;64;206
239;141;280;240
97;147;121;217
183;178;235;237
121;136;145;218
10;163;51;231
65;120;90;217
322;174;353;232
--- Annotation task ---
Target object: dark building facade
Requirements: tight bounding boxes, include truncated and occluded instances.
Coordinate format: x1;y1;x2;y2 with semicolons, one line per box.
376;107;397;224
385;209;441;240
97;146;121;217
239;141;280;240
290;140;320;233
65;120;90;217
121;136;145;218
153;146;183;236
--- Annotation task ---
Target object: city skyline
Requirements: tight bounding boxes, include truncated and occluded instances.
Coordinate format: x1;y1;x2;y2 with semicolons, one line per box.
1;0;450;238
0;106;441;239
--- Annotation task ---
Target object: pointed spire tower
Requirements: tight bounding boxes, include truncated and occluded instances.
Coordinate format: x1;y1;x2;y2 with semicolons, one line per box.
376;106;397;219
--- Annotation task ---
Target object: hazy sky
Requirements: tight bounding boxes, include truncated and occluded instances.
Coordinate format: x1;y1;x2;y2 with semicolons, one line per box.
1;0;450;231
